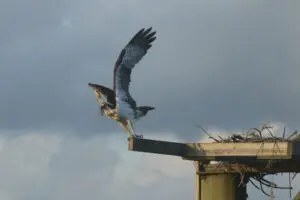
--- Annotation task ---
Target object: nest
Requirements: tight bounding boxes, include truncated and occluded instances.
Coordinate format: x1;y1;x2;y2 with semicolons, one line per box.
196;122;300;197
197;122;300;144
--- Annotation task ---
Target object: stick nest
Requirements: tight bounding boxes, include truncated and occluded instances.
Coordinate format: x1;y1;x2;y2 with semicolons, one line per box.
196;121;299;197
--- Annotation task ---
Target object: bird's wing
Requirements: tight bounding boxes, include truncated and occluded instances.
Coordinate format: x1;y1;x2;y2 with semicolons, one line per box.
113;27;156;109
88;83;116;108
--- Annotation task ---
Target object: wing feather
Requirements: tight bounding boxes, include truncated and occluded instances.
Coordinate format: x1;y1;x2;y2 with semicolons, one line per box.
113;27;156;108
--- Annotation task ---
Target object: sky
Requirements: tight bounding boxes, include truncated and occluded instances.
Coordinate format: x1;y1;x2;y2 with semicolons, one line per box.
0;0;300;199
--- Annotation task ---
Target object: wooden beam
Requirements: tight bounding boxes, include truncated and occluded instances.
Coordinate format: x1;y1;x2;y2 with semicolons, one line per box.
128;137;190;156
128;137;300;160
195;162;300;173
186;142;292;159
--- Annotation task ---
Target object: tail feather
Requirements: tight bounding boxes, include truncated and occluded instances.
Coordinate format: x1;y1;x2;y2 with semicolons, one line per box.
136;106;155;115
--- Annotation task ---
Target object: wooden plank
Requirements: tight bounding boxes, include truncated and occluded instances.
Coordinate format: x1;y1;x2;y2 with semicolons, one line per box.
187;142;292;159
194;162;300;173
128;137;298;160
128;137;190;156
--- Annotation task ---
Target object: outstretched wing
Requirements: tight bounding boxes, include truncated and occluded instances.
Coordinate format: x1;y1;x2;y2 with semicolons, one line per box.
88;83;116;108
113;27;156;109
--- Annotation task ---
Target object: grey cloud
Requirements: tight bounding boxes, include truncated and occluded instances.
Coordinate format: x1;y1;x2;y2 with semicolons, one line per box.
0;0;300;139
0;130;298;200
1;1;300;200
0;131;195;200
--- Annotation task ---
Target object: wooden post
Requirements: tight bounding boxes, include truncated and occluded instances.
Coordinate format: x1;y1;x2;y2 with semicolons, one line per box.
294;192;300;200
195;161;247;200
201;174;236;200
195;161;201;200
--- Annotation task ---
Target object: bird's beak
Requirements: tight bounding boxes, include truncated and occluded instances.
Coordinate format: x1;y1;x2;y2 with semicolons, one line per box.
88;83;99;91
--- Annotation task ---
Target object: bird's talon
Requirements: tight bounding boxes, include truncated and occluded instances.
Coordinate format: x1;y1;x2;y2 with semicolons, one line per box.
135;134;143;139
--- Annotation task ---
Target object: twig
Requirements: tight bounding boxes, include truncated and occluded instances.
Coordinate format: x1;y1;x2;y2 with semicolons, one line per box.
249;178;260;190
292;173;298;180
196;124;220;142
287;131;298;140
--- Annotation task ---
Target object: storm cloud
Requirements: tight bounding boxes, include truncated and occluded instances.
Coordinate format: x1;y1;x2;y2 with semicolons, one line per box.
0;1;299;137
0;0;300;199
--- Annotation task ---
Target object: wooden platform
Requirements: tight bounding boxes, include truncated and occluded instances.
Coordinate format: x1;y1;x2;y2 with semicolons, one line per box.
128;137;300;173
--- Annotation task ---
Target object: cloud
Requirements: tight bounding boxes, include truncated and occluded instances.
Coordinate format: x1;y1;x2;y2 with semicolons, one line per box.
1;1;300;199
0;130;196;200
0;132;61;200
1;125;299;200
0;1;300;138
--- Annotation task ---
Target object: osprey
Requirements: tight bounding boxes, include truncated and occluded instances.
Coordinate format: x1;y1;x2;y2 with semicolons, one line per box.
88;27;156;138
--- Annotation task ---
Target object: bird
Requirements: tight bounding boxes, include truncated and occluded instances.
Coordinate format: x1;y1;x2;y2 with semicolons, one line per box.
88;27;157;138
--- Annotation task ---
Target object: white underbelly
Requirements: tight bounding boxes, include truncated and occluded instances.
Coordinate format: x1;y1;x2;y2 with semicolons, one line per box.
116;100;135;120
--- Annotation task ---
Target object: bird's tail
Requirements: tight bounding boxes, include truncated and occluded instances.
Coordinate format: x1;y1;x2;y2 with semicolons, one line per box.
136;106;155;116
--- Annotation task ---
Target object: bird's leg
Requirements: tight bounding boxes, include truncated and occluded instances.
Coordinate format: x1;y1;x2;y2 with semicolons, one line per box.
127;120;143;139
118;121;133;137
100;105;105;116
127;120;136;136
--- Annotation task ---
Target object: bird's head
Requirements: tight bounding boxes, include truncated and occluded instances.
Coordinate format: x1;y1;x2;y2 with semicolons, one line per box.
88;82;101;92
88;82;96;89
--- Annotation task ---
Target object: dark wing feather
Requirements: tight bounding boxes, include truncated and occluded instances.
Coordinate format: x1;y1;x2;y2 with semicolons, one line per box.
88;83;116;108
113;27;156;108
